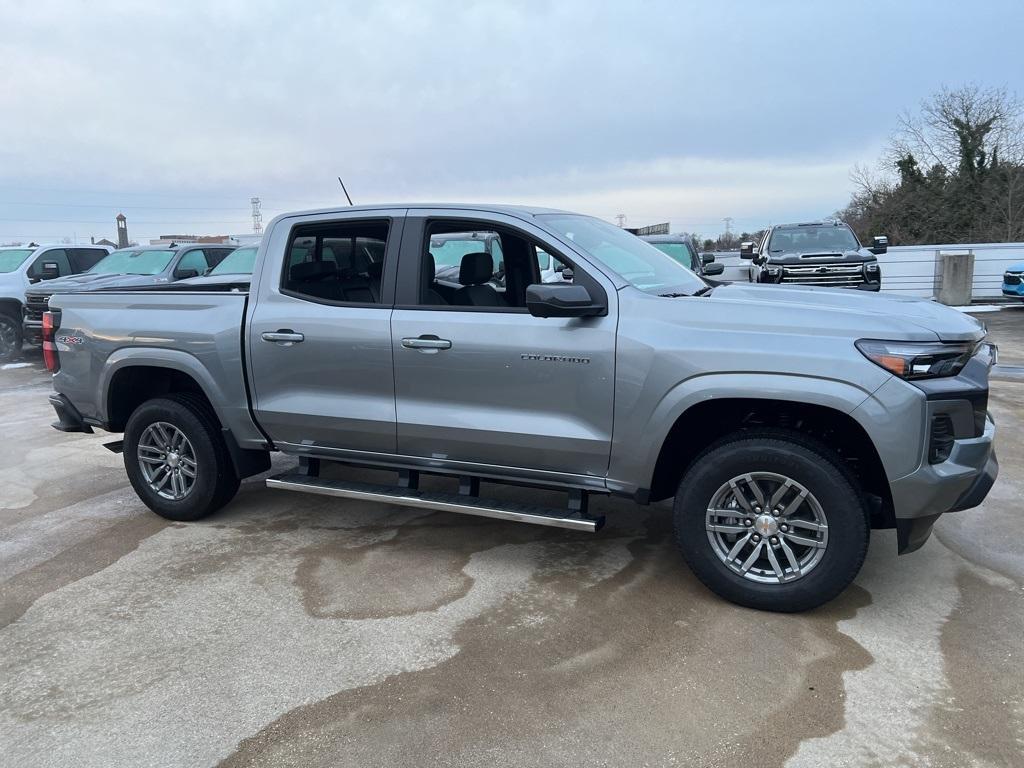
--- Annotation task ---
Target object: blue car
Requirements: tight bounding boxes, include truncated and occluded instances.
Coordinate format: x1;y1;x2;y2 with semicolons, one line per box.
1003;262;1024;300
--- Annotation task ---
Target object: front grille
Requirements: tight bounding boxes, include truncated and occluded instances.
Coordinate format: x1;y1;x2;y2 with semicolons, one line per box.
928;415;955;464
781;264;866;286
23;293;50;323
1005;272;1022;286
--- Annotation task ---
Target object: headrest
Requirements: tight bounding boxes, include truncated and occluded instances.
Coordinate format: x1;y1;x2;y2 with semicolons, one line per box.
459;252;493;286
367;261;384;279
290;260;337;282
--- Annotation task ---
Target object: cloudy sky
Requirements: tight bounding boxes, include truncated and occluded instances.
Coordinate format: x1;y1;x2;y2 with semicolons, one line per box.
1;0;1021;243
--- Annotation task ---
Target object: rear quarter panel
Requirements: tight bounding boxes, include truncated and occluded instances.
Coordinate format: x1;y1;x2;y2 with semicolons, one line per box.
50;291;262;444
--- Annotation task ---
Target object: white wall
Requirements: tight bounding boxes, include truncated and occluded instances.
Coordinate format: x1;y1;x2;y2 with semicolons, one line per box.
879;243;1024;299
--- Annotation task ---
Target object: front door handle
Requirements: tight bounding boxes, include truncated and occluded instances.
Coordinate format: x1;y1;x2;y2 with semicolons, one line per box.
401;336;452;350
262;330;305;345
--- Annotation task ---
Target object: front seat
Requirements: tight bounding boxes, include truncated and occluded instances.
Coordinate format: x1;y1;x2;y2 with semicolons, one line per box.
452;252;504;307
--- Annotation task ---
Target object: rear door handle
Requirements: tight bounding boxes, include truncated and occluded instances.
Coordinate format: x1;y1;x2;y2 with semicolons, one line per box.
262;330;305;344
401;336;452;350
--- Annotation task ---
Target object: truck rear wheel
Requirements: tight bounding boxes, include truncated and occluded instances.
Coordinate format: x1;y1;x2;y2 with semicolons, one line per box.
673;429;869;612
123;394;240;521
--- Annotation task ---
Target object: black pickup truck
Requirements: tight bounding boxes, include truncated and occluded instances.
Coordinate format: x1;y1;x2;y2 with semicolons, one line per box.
740;221;888;291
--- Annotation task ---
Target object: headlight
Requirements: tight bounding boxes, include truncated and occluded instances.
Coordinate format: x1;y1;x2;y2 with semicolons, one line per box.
855;339;976;379
766;266;782;281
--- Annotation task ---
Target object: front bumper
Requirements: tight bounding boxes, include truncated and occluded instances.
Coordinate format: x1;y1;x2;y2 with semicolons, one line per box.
890;414;997;552
1002;282;1024;298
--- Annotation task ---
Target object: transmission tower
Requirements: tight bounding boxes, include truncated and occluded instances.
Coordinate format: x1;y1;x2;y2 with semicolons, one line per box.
723;216;733;238
615;213;627;228
251;197;263;235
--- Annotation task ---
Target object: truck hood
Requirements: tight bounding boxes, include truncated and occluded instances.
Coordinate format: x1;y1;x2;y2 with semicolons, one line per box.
706;282;986;343
0;270;27;298
26;273;168;296
764;249;876;265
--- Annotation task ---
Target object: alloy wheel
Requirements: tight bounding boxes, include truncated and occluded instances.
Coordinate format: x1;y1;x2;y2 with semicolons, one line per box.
137;421;198;501
705;472;829;584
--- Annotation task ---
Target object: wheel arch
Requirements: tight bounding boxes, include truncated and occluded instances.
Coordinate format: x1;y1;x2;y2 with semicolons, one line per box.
641;383;893;529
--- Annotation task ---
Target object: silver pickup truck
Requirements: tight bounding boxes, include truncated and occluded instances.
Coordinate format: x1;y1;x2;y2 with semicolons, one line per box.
43;204;999;611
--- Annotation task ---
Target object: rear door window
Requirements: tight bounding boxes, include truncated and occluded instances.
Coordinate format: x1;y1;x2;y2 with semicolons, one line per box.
282;220;390;305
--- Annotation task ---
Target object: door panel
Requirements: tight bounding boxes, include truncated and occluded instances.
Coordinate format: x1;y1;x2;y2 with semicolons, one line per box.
247;213;403;454
392;309;615;475
249;299;396;452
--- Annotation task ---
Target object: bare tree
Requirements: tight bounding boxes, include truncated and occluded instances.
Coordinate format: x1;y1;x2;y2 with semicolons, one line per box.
890;84;1024;173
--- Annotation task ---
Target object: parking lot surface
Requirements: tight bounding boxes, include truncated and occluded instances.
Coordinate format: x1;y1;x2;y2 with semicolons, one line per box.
2;306;1023;768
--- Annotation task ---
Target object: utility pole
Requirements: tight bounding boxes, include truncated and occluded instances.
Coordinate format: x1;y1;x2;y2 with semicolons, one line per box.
615;213;626;228
251;197;263;235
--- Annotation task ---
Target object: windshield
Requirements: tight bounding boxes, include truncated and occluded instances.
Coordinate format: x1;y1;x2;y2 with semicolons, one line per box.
0;249;34;273
650;241;697;270
89;248;175;276
539;215;705;295
209;246;257;275
769;226;859;253
430;234;500;268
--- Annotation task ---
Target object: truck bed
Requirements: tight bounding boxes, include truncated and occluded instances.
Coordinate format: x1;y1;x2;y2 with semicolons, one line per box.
49;289;263;446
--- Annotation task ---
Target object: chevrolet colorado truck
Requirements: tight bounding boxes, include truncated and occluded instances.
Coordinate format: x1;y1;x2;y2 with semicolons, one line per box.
43;204;999;611
741;220;887;290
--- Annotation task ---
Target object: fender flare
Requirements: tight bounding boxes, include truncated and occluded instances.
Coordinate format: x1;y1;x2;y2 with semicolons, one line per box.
635;372;882;490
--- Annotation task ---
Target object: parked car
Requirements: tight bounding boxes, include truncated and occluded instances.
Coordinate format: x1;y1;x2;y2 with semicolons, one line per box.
22;243;236;345
43;204;997;612
641;235;725;277
741;221;887;290
1002;262;1024;300
0;243;112;359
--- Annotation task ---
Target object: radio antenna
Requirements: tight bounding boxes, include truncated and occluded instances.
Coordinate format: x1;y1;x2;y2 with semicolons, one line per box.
337;176;354;206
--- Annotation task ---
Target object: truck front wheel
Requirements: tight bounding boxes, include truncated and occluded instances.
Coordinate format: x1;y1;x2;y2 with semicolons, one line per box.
674;430;869;612
0;313;21;363
123;394;240;521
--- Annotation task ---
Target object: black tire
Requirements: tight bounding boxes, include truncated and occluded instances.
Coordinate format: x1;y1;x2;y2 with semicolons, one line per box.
0;313;22;364
123;394;240;521
674;429;869;612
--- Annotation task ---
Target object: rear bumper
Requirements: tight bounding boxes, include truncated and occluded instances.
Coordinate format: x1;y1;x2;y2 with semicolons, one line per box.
890;414;997;552
49;393;93;433
23;318;42;346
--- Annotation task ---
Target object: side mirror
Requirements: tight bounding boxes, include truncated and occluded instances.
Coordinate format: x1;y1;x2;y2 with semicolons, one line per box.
526;283;604;318
558;265;574;281
175;268;200;280
703;262;725;276
870;235;888;255
739;242;756;259
40;261;61;280
701;253;715;265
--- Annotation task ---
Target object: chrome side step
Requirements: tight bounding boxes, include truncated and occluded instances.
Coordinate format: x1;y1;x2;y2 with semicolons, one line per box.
266;473;604;533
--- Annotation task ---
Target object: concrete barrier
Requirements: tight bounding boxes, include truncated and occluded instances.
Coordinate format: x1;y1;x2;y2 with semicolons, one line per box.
935;250;975;306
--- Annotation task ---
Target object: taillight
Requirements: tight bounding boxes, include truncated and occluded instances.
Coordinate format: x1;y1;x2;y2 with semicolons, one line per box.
42;311;60;372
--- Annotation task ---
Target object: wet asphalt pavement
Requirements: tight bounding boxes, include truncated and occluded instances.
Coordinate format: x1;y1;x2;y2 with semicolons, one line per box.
1;305;1023;767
